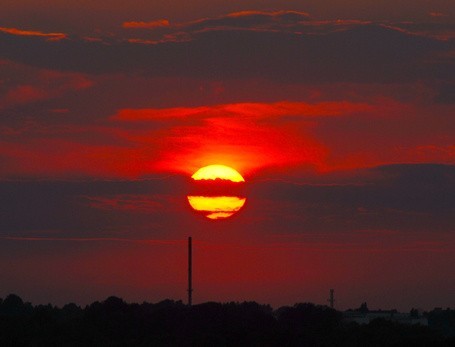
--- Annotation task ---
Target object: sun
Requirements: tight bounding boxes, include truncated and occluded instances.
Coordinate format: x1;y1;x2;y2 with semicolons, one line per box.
188;164;247;220
191;164;245;182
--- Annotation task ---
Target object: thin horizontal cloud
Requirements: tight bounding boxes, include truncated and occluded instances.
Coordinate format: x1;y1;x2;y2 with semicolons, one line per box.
1;236;183;244
113;101;374;121
175;10;311;33
126;38;161;45
122;19;170;29
429;12;447;18
81;194;168;212
385;22;455;40
379;23;453;41
226;10;310;18
0;26;66;41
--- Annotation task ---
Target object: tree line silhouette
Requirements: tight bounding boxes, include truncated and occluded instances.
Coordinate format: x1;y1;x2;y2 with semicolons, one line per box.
0;294;454;346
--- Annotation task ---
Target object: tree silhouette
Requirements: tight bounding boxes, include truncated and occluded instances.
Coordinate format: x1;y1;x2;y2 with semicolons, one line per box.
0;294;453;346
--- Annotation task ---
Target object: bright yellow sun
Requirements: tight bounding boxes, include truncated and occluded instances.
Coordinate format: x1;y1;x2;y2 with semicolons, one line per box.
188;164;246;220
191;164;245;182
187;196;246;220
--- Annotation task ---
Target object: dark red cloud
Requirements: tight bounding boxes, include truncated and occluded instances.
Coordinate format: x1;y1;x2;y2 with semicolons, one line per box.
0;26;66;40
82;194;169;212
0;60;93;110
1;0;452;36
122;19;170;29
429;12;447;18
1;14;452;85
113;101;373;121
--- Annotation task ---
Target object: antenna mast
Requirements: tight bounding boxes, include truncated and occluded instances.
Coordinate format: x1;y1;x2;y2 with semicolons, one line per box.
328;289;335;309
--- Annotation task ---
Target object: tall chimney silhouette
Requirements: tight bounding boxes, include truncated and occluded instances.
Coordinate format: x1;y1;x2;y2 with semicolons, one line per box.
188;237;193;306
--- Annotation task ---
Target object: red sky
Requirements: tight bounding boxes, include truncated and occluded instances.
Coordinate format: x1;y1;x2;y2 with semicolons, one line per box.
0;2;454;310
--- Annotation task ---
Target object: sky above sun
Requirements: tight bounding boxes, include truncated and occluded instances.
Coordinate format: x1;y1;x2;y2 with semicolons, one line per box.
0;1;454;310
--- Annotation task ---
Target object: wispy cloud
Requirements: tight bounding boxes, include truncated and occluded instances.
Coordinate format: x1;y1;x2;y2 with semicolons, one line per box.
0;26;66;40
113;101;374;121
1;236;183;244
429;12;447;18
81;194;168;212
122;19;170;29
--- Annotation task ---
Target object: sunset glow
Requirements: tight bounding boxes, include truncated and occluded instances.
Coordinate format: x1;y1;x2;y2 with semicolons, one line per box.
0;1;453;314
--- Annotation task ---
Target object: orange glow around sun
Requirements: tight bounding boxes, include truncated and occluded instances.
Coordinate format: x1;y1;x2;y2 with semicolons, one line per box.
188;165;246;220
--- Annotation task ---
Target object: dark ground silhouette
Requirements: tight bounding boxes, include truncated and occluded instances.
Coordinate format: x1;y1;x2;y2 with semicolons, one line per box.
0;294;454;346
